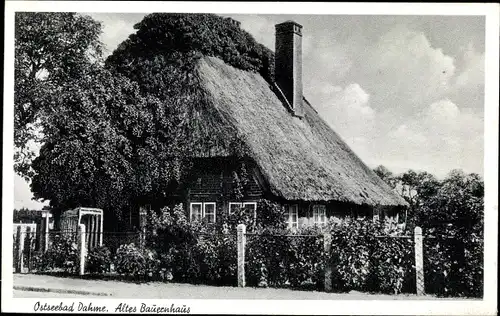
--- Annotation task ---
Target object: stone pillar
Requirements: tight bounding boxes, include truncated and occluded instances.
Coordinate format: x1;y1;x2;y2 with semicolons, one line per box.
414;226;425;295
18;227;26;273
99;214;103;247
91;216;97;250
237;224;246;287
78;224;86;275
323;233;332;292
41;211;52;252
139;207;147;249
14;226;22;273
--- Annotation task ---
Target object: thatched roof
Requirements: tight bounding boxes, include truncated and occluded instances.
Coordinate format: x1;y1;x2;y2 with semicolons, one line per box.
195;56;407;207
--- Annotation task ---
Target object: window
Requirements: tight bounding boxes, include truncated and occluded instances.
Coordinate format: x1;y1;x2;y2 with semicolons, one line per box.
287;204;299;229
313;205;326;225
190;202;216;223
204;202;216;223
373;208;380;223
229;202;257;220
190;203;203;222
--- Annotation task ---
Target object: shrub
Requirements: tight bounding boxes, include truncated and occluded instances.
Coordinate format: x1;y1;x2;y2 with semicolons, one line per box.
326;218;413;294
114;243;159;279
192;232;237;285
144;204;237;284
33;234;78;273
246;225;324;290
86;246;112;274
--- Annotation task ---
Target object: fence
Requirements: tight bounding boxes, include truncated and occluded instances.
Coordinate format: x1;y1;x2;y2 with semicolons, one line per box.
236;224;424;294
12;226;142;275
13;223;475;296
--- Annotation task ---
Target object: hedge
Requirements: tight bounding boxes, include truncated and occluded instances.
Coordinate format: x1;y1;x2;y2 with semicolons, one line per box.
32;203;482;297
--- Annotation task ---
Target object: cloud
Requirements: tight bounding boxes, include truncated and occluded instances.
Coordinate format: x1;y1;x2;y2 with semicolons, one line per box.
383;99;483;178
315;83;376;158
449;43;485;113
351;25;456;117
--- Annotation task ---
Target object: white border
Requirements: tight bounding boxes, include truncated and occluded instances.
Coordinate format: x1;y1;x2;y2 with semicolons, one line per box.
3;2;498;315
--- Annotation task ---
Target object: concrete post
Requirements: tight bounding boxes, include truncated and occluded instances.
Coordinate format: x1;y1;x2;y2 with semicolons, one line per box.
18;227;26;273
42;211;52;252
14;226;21;273
78;224;86;275
237;224;246;287
139;207;147;249
99;214;104;247
89;216;94;250
323;233;332;292
414;226;425;295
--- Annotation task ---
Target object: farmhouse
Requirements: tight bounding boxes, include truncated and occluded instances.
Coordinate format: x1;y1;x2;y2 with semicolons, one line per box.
134;18;408;229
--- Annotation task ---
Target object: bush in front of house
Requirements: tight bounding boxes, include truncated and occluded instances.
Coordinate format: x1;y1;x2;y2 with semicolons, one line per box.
327;218;414;294
86;246;112;274
143;204;238;285
33;234;78;273
245;225;324;290
114;243;159;280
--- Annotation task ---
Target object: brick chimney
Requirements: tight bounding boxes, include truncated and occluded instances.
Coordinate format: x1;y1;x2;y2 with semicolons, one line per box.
275;21;303;118
225;17;241;28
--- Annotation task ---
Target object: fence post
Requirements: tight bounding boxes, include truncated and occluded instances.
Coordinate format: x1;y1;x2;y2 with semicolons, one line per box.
237;224;246;287
42;211;52;252
324;233;332;292
414;226;425;295
14;226;22;273
19;227;27;273
78;224;86;276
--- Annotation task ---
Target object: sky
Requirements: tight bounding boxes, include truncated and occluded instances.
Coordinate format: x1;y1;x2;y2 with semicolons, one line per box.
14;12;486;209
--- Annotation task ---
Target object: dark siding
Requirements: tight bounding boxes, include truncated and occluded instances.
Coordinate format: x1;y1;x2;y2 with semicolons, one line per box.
184;157;264;222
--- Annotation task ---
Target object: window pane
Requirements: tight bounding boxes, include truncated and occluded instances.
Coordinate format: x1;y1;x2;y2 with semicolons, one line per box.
288;205;298;229
229;203;241;215
191;204;202;222
313;205;326;225
204;203;216;223
243;203;256;219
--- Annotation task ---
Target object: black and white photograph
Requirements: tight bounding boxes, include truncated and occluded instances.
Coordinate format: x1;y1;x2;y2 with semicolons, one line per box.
2;2;498;315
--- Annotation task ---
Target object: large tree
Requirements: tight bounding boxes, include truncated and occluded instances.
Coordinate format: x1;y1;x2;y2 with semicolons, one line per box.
29;64;182;228
27;13;276;227
14;12;103;179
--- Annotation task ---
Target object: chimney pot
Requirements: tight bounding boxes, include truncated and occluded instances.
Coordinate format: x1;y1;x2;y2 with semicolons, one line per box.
275;21;303;118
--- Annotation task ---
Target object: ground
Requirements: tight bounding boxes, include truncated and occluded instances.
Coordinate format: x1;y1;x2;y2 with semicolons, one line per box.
12;274;470;300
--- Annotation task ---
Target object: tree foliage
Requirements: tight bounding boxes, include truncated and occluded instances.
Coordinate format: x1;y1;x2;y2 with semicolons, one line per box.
29;65;189;226
106;13;275;94
374;166;484;297
29;13;277;225
14;12;103;179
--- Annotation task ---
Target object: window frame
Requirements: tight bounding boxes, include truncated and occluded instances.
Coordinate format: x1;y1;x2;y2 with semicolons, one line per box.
190;202;203;222
287;204;299;229
190;202;216;223
313;204;327;225
203;202;216;223
228;202;241;215
228;201;257;220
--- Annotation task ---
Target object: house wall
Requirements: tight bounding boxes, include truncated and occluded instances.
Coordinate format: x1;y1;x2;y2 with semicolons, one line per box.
283;201;403;228
184;157;264;222
285;201;371;226
155;157;405;228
